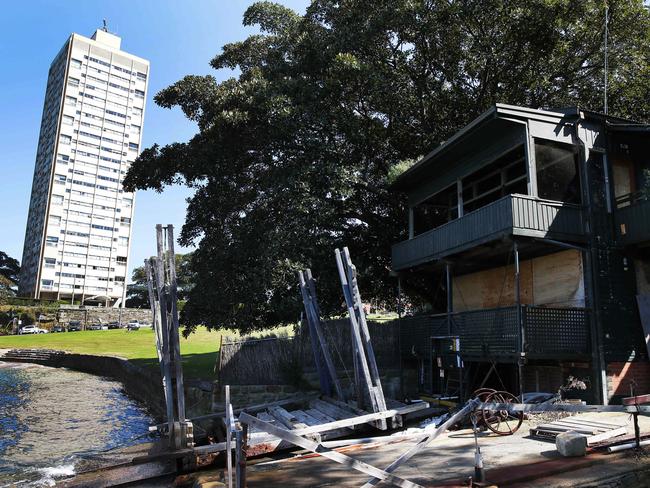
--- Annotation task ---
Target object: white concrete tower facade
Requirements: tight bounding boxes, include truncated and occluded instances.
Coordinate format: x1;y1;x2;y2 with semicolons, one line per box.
19;29;149;307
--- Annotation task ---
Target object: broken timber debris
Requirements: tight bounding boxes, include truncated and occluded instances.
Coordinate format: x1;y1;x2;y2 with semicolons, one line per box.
239;412;425;488
197;397;431;457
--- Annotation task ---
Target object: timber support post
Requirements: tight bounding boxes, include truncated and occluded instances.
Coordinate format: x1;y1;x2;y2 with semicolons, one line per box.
298;269;344;400
445;262;453;335
514;241;525;402
146;224;193;450
335;247;388;428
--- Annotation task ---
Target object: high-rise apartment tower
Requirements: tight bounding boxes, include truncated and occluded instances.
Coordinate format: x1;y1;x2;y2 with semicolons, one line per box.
19;28;149;306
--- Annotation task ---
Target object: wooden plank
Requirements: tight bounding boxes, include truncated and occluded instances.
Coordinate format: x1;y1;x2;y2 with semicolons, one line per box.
299;270;345;400
164;225;186;422
535;425;599;435
145;259;169;410
268;406;309;430
335;249;379;414
239;413;424;488
225;385;233;488
289;406;417;437
298;271;331;396
293;410;349;439
311;398;356;420
235;428;245;488
343;247;388;419
292;410;320;426
309;309;346;400
553;417;626;428
362;398;480;487
151;251;175;444
542;418;608;429
386;399;406;409
303;408;351;439
189;394;316;423
305;408;336;423
322;395;387;429
304;269;345;404
586;426;627;445
257;412;277;424
479;402;650;413
323;396;369;416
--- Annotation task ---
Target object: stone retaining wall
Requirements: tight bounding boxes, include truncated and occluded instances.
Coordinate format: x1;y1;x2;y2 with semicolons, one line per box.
57;307;152;327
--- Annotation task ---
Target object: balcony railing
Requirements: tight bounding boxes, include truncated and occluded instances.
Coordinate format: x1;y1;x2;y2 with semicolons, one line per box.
392;194;587;270
399;305;590;391
615;194;650;246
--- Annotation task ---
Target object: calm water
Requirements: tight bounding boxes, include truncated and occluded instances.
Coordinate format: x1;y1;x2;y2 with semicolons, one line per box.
0;361;153;487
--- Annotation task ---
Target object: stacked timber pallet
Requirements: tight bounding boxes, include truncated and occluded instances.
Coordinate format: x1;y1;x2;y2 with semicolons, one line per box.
530;414;628;445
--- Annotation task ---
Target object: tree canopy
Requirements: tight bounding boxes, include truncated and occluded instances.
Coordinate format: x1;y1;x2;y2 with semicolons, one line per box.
0;251;20;298
124;0;650;334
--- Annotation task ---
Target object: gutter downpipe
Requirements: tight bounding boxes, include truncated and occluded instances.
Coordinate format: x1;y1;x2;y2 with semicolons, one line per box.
575;113;609;404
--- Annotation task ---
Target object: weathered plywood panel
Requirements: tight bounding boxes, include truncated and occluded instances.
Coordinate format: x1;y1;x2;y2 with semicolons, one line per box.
532;249;584;307
453;250;584;311
453;260;533;311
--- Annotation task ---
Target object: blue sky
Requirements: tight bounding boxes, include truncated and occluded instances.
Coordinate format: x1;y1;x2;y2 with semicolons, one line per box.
0;0;308;282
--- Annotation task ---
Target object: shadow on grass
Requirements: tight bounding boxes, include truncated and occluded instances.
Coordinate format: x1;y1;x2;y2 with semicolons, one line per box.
129;351;218;381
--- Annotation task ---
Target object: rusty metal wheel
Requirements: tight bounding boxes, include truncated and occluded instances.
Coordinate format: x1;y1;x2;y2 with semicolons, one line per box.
471;388;496;429
482;390;523;436
472;388;496;400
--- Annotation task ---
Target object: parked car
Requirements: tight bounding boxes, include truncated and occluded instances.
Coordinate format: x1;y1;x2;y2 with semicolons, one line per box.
107;321;123;329
88;323;103;330
52;325;66;333
19;325;48;334
126;320;140;331
67;321;82;332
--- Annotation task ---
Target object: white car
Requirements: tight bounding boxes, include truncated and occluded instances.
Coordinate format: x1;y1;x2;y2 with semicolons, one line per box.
126;320;140;330
19;325;48;334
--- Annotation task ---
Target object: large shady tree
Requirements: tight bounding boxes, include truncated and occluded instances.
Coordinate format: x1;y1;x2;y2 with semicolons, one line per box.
124;0;650;334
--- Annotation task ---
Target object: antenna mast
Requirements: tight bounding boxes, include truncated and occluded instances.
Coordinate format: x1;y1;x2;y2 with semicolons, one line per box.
604;2;609;115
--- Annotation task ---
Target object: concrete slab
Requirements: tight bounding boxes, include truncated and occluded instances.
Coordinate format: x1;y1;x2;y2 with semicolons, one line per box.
231;413;648;487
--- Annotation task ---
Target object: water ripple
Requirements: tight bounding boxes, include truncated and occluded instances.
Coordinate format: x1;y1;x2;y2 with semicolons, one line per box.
0;361;153;486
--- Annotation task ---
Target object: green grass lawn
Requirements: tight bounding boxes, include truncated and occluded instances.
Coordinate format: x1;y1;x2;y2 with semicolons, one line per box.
0;326;220;379
0;324;295;379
